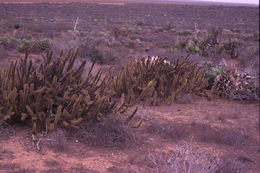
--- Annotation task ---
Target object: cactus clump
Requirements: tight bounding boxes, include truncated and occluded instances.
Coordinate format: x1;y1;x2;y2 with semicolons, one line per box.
213;70;259;101
0;49;138;133
112;55;208;106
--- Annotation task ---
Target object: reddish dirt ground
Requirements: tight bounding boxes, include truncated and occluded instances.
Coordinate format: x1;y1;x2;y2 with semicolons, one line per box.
0;96;259;172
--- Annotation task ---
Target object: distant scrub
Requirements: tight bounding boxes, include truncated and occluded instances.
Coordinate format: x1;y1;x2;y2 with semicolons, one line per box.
0;33;52;53
172;28;240;59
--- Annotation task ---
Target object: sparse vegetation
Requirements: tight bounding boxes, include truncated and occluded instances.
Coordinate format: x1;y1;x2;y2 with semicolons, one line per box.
171;28;242;59
14;24;20;30
79;39;117;64
0;34;11;48
204;61;224;88
147;140;248;173
38;38;51;51
178;29;192;36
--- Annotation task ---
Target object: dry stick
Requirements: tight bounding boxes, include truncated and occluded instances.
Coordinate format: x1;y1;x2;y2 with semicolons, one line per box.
32;134;53;150
32;134;36;145
74;17;79;31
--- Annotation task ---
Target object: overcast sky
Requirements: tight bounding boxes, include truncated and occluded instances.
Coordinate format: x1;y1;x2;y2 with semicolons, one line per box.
200;0;259;5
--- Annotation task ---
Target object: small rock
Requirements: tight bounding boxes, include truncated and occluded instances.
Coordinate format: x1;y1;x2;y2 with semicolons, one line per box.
135;39;142;44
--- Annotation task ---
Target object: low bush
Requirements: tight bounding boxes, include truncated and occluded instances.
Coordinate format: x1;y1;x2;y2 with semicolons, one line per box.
38;38;52;51
14;24;20;29
79;39;117;64
112;27;131;38
203;61;224;89
178;29;192;36
147;140;248;173
18;37;36;53
0;34;12;48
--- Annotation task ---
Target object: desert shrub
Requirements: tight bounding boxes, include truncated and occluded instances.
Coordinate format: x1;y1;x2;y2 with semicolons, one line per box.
185;39;201;54
154;28;164;33
196;28;222;56
206;66;223;84
147;141;248;173
171;39;188;52
18;44;26;52
38;38;52;51
0;49;138;134
112;27;130;38
73;115;141;148
0;34;18;51
172;37;203;55
124;40;135;49
18;37;36;53
14;24;20;29
178;29;192;36
79;39;103;63
112;56;208;106
204;61;224;89
223;38;240;58
213;70;259;101
172;28;241;59
198;29;241;59
0;34;11;48
147;140;220;173
23;34;34;41
79;39;117;64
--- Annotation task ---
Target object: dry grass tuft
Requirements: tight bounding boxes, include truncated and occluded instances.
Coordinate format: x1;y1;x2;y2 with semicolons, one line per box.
48;129;67;152
72;114;142;149
146;140;250;173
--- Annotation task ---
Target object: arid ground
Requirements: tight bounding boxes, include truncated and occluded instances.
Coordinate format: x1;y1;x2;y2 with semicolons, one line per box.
0;0;259;172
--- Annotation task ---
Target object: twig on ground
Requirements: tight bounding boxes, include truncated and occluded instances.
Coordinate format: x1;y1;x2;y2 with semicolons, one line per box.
31;134;53;150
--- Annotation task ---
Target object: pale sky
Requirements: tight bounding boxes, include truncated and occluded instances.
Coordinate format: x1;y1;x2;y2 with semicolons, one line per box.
200;0;259;5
